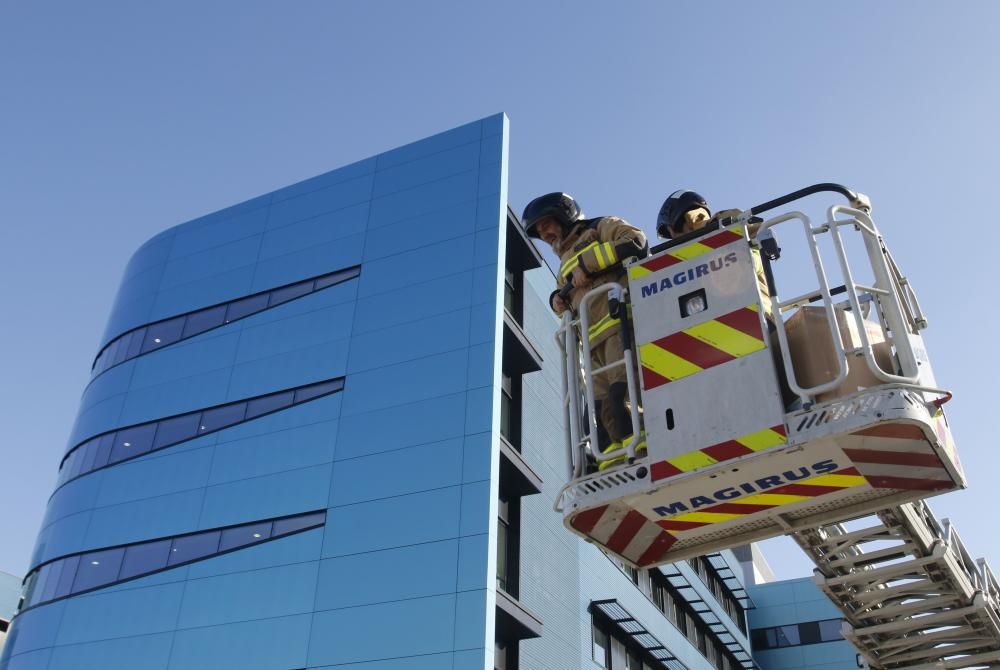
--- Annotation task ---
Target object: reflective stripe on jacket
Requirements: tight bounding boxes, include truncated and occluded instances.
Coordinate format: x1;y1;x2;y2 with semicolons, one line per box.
552;216;647;347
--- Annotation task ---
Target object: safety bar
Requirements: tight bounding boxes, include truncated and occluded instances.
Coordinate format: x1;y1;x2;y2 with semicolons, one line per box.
827;205;921;384
755;203;926;405
554;283;644;479
556;310;585;479
757;211;850;403
577;283;643;467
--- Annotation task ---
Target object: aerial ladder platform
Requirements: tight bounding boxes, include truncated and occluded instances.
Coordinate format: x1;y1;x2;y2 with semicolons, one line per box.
550;184;1000;668
793;500;1000;670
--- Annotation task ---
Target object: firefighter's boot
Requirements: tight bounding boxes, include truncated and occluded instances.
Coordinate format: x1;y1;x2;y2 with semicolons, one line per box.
599;383;640;471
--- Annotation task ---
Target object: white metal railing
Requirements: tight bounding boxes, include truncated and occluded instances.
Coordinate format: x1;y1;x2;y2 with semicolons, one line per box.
755;207;927;407
555;282;643;481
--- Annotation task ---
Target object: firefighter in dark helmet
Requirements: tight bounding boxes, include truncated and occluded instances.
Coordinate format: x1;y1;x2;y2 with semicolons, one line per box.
523;193;649;470
657;189;774;313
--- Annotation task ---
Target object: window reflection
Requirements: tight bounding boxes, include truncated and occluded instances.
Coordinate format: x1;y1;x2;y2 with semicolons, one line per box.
90;265;361;377
119;540;171;580
72;548;125;592
56;377;345;487
219;522;272;551
108;424;157;464
140;317;185;354
19;510;327;611
168;532;220;566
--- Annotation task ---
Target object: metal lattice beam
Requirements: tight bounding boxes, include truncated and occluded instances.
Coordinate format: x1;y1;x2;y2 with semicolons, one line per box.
791;501;1000;670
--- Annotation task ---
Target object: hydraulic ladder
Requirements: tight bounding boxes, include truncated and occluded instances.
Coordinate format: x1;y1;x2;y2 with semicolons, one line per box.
792;502;1000;669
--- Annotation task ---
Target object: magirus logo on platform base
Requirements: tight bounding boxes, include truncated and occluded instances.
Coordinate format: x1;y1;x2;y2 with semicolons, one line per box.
651;459;840;517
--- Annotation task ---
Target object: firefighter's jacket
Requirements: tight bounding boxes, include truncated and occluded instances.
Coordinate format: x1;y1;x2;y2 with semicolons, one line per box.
712;209;773;314
550;216;649;346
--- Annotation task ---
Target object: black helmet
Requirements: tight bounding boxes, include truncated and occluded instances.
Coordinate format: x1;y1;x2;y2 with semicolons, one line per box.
657;190;710;238
522;192;583;239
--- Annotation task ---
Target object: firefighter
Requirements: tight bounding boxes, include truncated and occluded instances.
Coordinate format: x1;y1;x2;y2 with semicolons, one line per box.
657;189;774;313
656;189;721;239
660;190;793;404
523;192;649;471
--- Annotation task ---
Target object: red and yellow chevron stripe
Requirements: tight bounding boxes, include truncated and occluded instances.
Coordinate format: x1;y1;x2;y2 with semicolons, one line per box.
640;303;765;390
650;424;788;482
628;225;744;281
656;467;867;533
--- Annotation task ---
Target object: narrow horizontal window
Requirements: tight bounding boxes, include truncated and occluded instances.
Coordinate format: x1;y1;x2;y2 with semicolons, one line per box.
19;510;326;612
56;377;345;489
91;266;360;377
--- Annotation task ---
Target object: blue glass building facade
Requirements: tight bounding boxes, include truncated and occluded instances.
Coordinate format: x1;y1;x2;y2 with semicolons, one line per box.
1;115;758;670
748;578;858;670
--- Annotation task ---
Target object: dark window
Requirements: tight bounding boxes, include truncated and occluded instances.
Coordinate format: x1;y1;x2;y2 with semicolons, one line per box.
198;403;246;433
220;522;272;551
182;305;227;338
293;379;344;403
77;438;100;475
140;317;185;353
54;555;80;599
751;619;844;650
268;280;314;306
119;540;172;579
152;413;201;448
109;424;157;464
245;391;294;419
168;531;221;566
497;498;510;593
314;268;357;290
592;623;611;669
31;564;57;606
57;377;345;488
72;548;125;592
799;621;821;645
125;327;146;358
20;511;328;611
92;433;116;469
819;619;843;641
64;449;84;480
776;624;801;646
504;269;515;314
225;294;268;323
272;511;325;536
91;265;361;378
500;374;512;442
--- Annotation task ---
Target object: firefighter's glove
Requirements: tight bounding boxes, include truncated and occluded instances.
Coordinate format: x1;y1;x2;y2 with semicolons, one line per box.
571;266;590;289
549;289;568;315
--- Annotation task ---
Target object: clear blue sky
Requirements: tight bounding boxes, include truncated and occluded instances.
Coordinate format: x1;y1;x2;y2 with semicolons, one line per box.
1;1;998;581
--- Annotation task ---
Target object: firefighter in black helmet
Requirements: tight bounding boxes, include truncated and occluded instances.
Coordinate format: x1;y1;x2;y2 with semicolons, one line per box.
656;189;712;239
658;189;778;320
523;192;649;470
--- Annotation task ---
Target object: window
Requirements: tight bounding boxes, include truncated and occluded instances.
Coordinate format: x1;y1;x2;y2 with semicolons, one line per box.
90;266;360;377
220;522;272;552
140;317;185;354
108;424;157;464
497;498;510;593
72;548;125;592
246;391;294;419
500;374;512;443
225;293;269;322
592;624;611;668
20;510;326;611
504;269;515;314
120;540;171;579
751;618;845;650
181;304;226;338
56;377;344;488
152;413;201;448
